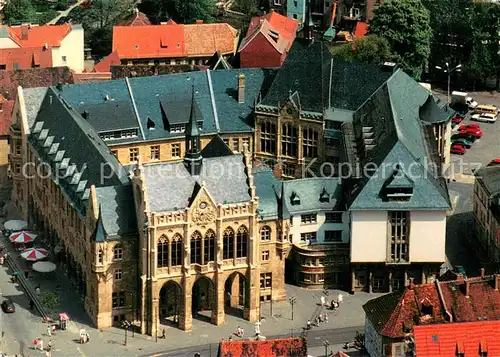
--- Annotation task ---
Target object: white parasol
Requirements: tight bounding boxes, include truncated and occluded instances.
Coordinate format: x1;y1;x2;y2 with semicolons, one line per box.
32;261;56;273
3;220;27;231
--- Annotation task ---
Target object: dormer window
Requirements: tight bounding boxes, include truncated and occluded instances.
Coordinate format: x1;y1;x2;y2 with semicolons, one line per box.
382;164;414;201
147;117;155;130
290;191;300;205
319;188;329;203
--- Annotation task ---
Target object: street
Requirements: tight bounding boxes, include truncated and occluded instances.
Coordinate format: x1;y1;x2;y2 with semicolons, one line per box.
142;325;364;357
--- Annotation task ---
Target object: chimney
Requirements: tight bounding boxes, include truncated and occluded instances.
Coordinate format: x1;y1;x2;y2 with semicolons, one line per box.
56;82;63;91
456;273;465;285
480;268;485;279
495;274;500;290
465;280;470;298
82;111;89;119
238;74;245;104
196;20;204;24
133;7;139;15
270;8;275;13
21;24;29;40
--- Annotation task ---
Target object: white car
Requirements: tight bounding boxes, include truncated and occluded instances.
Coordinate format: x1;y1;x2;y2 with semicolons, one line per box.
472;113;497;123
466;97;478;109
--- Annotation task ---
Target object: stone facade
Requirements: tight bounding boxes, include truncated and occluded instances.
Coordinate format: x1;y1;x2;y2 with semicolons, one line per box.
131;147;287;334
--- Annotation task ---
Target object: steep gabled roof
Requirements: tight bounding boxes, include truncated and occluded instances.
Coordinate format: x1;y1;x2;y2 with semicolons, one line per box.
119;10;152;26
414;321;500;357
218;337;307;357
9;24;72;47
93;51;121;73
0;47;52;70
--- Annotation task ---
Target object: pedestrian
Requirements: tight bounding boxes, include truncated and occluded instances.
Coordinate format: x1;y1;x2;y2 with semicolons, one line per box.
29;299;34;311
47;325;51;336
47;339;52;351
39;339;44;351
86;333;90;343
1;330;4;338
320;296;325;306
325;314;328;323
160;329;166;339
240;327;244;337
33;338;38;349
306;320;311;330
35;285;41;296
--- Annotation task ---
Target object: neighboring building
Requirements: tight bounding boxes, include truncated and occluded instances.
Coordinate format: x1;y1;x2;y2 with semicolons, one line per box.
13;67;276;170
0;95;13;185
239;9;299;68
363;272;500;357
287;0;307;23
413;321;500;357
92;51;121;73
118;8;152;27
112;21;238;67
0;24;84;72
0;47;52;70
474;166;500;265
269;0;287;14
218;337;307;356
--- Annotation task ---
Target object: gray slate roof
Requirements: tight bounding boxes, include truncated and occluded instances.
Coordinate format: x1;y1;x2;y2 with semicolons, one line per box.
253;166;280;219
22;87;48;128
143;155;251;212
79;100;139;132
29;88;135;237
347;70;451;211
95;185;138;237
36;68;277;144
475;166;500;195
259;40;394;113
419;95;454;124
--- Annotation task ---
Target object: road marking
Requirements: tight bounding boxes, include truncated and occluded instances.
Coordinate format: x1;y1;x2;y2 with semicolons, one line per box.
76;346;86;357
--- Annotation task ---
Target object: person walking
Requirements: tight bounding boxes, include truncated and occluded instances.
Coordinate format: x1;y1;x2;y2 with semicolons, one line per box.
46;325;51;336
320;296;325;306
29;299;34;311
39;339;44;351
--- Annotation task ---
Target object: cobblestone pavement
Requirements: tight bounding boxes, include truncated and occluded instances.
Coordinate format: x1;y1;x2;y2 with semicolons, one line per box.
0;201;382;356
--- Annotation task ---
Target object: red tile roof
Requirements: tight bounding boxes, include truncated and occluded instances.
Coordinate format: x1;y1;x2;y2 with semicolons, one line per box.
112;22;238;60
72;72;111;83
119;11;152;26
364;274;500;339
353;21;368;39
0;96;14;136
218;337;307;357
93;51;121;72
8;24;72;47
240;10;298;55
414;321;500;357
0;47;52;70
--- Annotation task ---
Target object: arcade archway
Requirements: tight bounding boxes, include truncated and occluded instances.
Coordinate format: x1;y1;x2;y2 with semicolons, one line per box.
192;276;215;323
224;272;247;318
159;281;183;327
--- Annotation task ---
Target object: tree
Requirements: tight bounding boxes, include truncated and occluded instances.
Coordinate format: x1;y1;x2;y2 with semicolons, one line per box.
3;0;37;25
369;0;432;79
235;0;259;16
139;0;216;24
332;35;392;65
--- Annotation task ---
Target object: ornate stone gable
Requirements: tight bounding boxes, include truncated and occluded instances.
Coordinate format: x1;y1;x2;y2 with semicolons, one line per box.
189;184;218;226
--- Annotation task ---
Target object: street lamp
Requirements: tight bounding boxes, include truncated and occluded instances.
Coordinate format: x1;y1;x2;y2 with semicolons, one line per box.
323;340;330;357
122;320;131;346
288;296;297;320
435;62;462;104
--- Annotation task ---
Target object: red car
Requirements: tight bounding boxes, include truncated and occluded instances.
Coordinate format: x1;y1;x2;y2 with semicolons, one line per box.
458;126;483;138
460;124;481;130
452;114;465;124
487;159;500;167
451;144;467;155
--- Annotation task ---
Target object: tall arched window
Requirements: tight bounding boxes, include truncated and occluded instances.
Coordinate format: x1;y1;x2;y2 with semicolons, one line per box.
260;226;271;241
223;227;235;260
190;231;202;265
204;230;216;264
171;234;183;266
157;235;168;268
236;226;248;258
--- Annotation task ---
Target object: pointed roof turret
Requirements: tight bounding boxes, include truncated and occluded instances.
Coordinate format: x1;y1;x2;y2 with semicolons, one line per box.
186;84;200;138
304;0;315;43
93;205;107;242
184;84;203;175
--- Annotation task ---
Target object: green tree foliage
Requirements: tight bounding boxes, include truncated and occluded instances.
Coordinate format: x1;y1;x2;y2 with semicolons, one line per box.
70;0;134;58
369;0;432;79
234;0;259;16
3;0;37;25
332;35;392;65
139;0;216;24
40;291;60;310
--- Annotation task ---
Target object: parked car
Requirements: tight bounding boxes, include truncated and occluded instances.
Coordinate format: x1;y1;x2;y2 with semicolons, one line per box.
452;133;476;142
458;126;483;138
460;123;481;130
452;138;474;148
452;114;465;124
487;159;500;167
471;112;497;123
1;299;15;313
451;144;467;155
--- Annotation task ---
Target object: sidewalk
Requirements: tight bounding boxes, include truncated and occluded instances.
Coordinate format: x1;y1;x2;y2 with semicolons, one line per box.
0;200;381;356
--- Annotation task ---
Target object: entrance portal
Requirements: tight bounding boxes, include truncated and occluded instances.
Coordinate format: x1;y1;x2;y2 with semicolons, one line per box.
159;281;182;327
192;277;215;323
224;272;247;318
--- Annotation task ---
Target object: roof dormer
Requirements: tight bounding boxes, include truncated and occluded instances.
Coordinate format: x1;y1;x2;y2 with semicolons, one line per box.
319;187;329;203
382;164;414;201
290;191;300;205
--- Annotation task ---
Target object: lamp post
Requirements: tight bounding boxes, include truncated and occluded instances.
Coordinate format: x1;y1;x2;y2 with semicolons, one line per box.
122;320;131;346
288;296;297;320
323;340;330;357
435;62;462;104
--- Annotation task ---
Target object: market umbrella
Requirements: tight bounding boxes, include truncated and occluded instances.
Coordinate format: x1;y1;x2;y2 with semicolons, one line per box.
3;220;27;231
59;312;69;321
9;231;37;244
21;248;48;261
32;261;56;273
